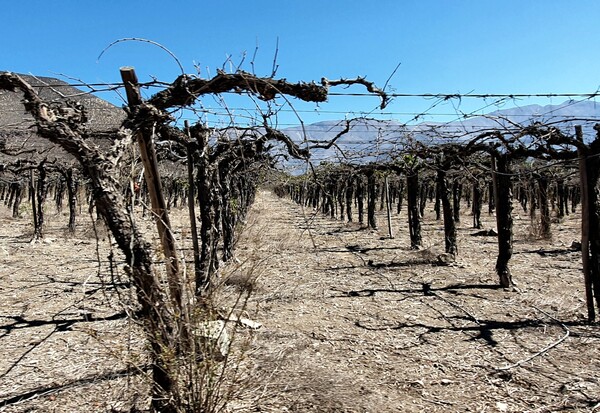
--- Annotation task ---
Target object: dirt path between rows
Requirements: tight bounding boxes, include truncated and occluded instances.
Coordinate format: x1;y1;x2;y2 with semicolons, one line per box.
233;190;600;412
1;189;599;412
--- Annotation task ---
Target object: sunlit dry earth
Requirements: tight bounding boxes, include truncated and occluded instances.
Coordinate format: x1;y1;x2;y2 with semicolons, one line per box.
230;191;600;413
1;190;599;412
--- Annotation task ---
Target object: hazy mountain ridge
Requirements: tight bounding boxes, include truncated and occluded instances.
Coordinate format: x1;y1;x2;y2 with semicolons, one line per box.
282;100;600;165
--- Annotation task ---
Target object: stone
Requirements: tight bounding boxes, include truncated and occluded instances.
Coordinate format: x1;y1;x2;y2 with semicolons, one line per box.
570;241;582;251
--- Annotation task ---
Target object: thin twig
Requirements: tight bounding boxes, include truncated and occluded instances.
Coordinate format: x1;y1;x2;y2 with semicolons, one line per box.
271;37;280;78
382;61;401;92
97;37;185;75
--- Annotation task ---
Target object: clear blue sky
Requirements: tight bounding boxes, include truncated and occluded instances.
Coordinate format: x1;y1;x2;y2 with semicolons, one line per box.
2;0;600;126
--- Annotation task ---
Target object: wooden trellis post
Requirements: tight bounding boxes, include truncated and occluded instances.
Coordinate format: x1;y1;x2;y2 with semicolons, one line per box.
120;67;183;313
184;120;202;286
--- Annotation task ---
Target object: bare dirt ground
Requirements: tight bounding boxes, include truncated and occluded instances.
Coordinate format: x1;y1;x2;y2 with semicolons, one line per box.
1;190;600;412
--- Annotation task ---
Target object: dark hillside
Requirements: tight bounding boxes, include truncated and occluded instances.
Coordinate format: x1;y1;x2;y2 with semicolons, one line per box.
0;73;125;164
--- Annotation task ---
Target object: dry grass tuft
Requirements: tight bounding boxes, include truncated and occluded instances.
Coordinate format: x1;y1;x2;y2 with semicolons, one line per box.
223;271;259;293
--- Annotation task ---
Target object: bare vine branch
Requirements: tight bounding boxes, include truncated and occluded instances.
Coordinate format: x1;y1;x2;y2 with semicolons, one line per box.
149;71;329;109
321;76;390;109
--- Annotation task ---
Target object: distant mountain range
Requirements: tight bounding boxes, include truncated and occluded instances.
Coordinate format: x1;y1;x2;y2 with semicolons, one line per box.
281;100;600;166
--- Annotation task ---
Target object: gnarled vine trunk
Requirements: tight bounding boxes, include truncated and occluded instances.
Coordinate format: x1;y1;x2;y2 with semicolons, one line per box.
437;166;457;255
493;155;513;288
407;170;422;249
367;172;377;229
